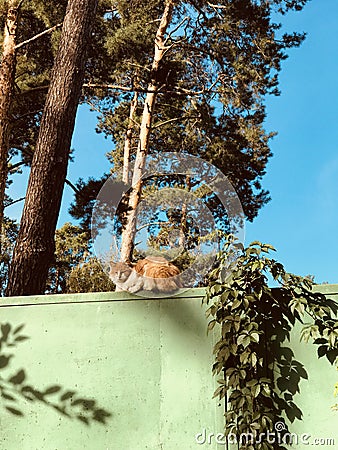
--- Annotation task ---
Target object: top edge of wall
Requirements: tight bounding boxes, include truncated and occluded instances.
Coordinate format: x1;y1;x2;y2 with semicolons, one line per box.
1;284;338;307
0;287;207;307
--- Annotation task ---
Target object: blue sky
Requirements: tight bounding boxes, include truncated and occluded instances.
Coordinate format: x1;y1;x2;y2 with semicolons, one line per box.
245;0;338;284
7;0;338;285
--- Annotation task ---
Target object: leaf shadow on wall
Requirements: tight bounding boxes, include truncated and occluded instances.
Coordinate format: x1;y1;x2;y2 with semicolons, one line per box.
0;322;112;425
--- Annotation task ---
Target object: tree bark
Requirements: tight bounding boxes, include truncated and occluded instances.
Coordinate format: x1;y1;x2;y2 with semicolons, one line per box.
0;0;21;254
119;0;175;263
6;0;98;296
122;91;138;184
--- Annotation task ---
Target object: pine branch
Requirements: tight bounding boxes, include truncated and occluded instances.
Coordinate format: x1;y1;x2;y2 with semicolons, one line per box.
14;109;43;121
64;179;90;201
82;83;217;97
83;83;158;93
14;145;33;157
8;160;26;171
4;196;25;209
19;85;50;94
164;16;190;45
136;221;167;233
153;116;193;129
15;22;63;50
65;179;81;195
207;2;227;9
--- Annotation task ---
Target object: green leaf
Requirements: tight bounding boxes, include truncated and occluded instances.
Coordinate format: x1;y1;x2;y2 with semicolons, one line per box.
251;353;258;366
243;336;251;348
240;351;249;364
317;345;327;358
326;349;338;365
213;385;225;399
277;377;289;392
259;378;271;384
237;334;247;346
285;402;302;422
252;384;260;398
218;346;230;362
207;320;217;333
210;284;222;295
237;396;246;408
262;384;271;396
297;366;308;380
329;332;336;348
231;298;242;309
221;291;230;302
229;343;237;354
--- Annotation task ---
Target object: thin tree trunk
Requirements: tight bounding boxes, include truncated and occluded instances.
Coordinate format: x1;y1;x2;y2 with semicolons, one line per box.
0;0;21;254
122;91;138;184
179;202;187;248
179;175;191;248
6;0;98;296
119;0;175;263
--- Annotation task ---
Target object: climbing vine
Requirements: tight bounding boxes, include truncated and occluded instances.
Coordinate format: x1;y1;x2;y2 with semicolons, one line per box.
204;236;338;450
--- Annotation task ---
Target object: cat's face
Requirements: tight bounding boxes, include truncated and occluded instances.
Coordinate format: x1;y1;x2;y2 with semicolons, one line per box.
109;262;132;282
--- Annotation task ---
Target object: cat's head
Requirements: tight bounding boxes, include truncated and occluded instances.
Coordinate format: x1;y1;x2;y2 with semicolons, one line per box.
109;262;132;282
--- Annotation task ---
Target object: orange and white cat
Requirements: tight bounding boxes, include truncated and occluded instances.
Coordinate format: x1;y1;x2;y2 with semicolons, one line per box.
109;256;182;293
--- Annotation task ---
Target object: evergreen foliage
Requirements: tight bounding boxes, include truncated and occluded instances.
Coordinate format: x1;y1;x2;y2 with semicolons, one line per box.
0;0;311;293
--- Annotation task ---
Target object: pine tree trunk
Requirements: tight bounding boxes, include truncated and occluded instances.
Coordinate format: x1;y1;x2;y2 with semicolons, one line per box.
179;175;191;248
119;0;175;263
6;0;98;296
122;91;138;184
0;0;20;254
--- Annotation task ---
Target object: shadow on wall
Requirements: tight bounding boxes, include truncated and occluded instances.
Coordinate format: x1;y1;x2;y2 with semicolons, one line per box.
0;322;112;425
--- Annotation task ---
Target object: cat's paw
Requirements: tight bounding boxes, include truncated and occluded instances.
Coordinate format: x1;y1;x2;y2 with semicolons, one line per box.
128;284;143;294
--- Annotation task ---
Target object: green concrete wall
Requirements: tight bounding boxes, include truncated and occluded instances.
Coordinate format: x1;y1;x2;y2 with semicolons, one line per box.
0;286;337;450
280;285;338;449
0;289;222;450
